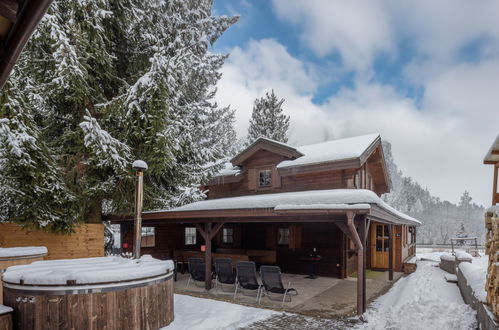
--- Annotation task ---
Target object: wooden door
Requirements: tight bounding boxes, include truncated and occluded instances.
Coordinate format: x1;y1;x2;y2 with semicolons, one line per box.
371;223;390;269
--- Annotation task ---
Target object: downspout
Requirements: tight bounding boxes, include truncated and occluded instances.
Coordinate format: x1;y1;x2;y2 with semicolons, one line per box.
346;211;364;317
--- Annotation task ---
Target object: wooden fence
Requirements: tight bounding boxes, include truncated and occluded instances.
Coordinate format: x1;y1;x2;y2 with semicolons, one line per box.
0;223;104;260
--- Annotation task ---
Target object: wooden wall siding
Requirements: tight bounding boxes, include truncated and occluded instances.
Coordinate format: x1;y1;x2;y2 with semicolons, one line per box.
4;276;174;330
277;223;343;277
0;223;103;260
0;313;12;330
121;223;189;260
207;168;359;199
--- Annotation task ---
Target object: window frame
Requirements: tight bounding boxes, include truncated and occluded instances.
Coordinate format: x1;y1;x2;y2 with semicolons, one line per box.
257;168;273;189
141;226;155;248
222;227;234;244
184;227;197;246
278;227;290;246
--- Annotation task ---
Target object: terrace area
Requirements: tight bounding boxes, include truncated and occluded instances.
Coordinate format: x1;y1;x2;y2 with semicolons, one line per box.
173;270;403;318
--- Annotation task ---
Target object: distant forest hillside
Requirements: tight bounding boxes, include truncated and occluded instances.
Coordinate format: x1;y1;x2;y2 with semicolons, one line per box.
381;141;485;245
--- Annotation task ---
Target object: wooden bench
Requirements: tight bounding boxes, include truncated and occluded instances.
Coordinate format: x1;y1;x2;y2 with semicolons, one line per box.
176;250;249;269
215;248;277;265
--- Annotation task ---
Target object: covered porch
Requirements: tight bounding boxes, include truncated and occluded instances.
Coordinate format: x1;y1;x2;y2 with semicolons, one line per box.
110;189;420;316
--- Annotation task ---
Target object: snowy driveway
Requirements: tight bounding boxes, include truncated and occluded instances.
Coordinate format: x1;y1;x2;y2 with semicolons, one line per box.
356;253;477;330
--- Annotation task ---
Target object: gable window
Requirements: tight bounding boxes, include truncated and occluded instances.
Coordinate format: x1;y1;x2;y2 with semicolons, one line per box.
185;227;196;245
258;169;272;188
222;228;234;244
141;227;155;247
278;228;289;245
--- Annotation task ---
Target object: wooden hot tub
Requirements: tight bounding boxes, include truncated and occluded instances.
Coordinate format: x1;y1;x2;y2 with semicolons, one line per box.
2;255;174;330
0;246;47;305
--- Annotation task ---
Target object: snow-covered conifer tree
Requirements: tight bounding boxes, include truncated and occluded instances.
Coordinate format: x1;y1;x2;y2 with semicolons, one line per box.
0;0;238;232
246;90;290;144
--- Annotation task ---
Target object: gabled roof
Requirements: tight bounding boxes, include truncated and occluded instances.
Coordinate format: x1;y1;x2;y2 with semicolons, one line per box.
277;133;381;169
231;137;303;166
484;134;499;165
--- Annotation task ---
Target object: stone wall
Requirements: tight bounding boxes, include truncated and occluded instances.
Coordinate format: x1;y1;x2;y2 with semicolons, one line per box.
485;207;499;317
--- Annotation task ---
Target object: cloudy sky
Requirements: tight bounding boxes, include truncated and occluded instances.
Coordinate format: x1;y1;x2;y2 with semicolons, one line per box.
212;0;499;207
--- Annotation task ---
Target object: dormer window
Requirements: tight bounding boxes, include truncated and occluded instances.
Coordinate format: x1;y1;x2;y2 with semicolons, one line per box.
258;169;272;188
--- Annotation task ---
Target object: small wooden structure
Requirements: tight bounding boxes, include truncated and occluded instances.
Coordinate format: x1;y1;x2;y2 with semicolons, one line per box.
484;134;499;318
0;304;13;330
111;134;421;317
2;256;174;330
0;246;47;304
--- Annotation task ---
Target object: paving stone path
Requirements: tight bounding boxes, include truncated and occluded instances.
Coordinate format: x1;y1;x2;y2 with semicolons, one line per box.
240;313;359;330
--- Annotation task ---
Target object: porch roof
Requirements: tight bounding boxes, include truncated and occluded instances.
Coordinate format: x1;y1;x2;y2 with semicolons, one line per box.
484;133;499;164
111;189;420;226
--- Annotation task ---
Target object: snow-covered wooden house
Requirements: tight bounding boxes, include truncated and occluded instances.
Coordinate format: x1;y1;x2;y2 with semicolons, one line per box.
112;133;420;314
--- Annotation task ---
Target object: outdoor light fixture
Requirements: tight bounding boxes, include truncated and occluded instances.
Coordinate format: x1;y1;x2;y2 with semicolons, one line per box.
132;160;148;259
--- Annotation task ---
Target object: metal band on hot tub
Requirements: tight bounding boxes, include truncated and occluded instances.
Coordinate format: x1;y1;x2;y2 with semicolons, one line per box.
2;271;173;295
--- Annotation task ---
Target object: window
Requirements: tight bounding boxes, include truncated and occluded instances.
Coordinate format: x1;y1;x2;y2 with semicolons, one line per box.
258;169;272;188
278;228;289;245
222;228;234;244
141;227;155;247
185;227;196;245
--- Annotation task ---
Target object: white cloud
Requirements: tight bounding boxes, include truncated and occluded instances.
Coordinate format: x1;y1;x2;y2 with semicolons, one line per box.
272;0;394;72
216;38;497;206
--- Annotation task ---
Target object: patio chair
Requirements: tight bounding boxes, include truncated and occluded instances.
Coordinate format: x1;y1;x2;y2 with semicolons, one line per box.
258;265;297;307
215;258;236;292
187;258;205;288
234;261;261;302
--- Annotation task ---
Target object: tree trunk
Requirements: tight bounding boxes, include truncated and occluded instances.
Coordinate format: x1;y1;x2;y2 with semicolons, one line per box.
85;199;103;223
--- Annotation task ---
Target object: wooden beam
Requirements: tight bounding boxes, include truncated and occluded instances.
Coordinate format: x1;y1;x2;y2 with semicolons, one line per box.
194;223;207;241
388;224;394;281
359;215;367;313
209;222;224;240
204;222;212;290
346;212;365;317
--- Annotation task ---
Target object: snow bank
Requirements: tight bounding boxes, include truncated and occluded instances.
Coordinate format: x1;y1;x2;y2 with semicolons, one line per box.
0;305;13;315
459;255;488;303
455;251;473;262
440;252;456;261
162;294;277;330
3;255;173;285
154;189;420;225
0;246;47;258
278;133;380;169
357;254;477;330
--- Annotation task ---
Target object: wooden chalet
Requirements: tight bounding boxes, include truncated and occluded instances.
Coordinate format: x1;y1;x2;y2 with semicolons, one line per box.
111;133;421;315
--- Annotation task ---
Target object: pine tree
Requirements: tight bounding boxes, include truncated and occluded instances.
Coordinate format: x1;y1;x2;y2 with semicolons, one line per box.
0;0;238;232
247;90;290;145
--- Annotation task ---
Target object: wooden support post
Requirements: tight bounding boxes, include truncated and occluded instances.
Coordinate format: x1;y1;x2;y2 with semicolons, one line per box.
346;211;365;317
359;216;367;313
388;224;394;281
205;222;212;290
194;222;225;290
493;165;498;205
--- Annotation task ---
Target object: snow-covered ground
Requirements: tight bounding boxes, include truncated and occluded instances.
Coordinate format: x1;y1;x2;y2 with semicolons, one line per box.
163;251;479;330
356;251;477;330
162;294;277;330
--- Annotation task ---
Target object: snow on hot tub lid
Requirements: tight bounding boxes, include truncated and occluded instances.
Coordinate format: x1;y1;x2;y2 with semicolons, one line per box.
2;255;174;286
0;246;48;260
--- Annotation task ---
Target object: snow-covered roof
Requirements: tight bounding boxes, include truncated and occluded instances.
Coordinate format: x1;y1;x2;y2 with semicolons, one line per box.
0;246;47;259
217;162;241;177
483;133;499;164
150;189;420;225
277;133;380;169
2;255;174;286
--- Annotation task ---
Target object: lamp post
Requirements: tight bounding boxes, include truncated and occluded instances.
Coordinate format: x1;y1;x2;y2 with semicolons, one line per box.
132;160;148;259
